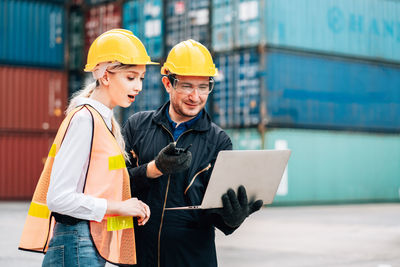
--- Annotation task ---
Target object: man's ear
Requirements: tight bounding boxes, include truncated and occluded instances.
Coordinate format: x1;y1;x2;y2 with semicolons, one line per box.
162;76;172;94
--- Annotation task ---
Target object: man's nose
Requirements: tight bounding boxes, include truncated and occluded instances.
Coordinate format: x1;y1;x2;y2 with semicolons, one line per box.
188;87;201;100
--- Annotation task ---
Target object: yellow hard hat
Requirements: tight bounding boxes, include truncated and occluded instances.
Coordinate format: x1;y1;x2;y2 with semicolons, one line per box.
84;29;158;72
161;39;218;77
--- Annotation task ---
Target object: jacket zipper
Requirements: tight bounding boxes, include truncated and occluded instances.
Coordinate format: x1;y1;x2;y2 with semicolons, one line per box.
157;125;192;267
184;163;212;195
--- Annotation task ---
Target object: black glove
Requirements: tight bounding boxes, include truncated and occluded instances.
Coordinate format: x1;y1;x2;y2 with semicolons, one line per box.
154;143;192;174
219;185;263;228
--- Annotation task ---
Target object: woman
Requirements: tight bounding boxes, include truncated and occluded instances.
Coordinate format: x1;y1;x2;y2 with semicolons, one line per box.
19;29;158;266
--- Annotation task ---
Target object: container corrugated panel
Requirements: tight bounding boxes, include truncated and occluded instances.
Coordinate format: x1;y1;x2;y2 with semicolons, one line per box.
122;65;164;123
0;132;55;200
0;66;67;132
213;49;260;128
84;2;121;56
123;0;163;59
165;0;210;52
68;71;84;97
234;50;260;126
263;128;400;204
225;128;262;150
213;52;235;127
265;0;400;63
265;50;400;132
212;0;261;52
0;0;65;68
212;0;234;51
236;0;261;47
68;9;84;70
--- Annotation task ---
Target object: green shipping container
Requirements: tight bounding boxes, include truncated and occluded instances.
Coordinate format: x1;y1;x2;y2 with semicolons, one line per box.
226;128;400;204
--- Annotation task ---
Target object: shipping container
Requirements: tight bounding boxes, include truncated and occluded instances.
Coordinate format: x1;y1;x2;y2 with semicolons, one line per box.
265;50;400;132
165;0;211;52
84;0;110;5
123;0;163;59
0;66;67;132
225;128;400;204
265;0;400;63
122;65;164;123
0;132;55;200
68;8;84;70
225;128;262;149
212;0;262;51
68;71;84;97
84;2;121;56
213;49;260;128
0;0;65;68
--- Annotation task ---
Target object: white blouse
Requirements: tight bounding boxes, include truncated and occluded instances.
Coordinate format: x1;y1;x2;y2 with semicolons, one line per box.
47;97;113;222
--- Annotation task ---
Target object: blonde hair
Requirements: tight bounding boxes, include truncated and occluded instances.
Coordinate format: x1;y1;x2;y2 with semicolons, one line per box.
67;80;130;162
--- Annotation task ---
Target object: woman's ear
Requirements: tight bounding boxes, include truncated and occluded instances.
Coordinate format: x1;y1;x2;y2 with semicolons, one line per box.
162;76;172;94
100;71;110;86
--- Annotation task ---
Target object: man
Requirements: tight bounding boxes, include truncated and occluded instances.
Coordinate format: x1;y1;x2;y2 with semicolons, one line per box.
123;39;263;267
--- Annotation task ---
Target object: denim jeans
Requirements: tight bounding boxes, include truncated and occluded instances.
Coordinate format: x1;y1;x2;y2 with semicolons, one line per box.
42;221;106;267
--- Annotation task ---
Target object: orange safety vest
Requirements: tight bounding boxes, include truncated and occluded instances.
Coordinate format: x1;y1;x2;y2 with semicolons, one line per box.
19;105;136;265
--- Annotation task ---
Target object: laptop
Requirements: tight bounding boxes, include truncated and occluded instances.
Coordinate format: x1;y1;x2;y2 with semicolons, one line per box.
165;149;291;210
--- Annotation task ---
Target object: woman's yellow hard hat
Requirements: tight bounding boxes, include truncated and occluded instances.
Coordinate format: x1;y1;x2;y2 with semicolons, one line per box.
84;29;158;72
161;39;218;77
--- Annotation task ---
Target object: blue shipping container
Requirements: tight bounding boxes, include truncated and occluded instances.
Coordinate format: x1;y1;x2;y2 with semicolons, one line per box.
123;0;163;59
165;0;210;52
122;65;164;123
0;0;65;68
265;0;400;63
266;50;400;132
213;49;260;128
212;0;262;51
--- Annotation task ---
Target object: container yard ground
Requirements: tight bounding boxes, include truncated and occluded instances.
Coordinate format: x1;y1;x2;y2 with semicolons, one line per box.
1;202;399;267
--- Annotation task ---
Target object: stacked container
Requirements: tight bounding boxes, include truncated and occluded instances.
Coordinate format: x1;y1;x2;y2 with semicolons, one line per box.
123;0;163;59
212;0;262;51
121;65;164;123
213;0;400;204
84;2;121;56
213;49;260;127
165;0;211;52
0;0;67;199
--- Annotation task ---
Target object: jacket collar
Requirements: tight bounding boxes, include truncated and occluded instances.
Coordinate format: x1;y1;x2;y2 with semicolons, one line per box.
153;101;211;132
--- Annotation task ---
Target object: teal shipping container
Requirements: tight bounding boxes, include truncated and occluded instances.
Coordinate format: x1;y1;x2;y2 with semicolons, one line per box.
0;0;65;68
266;0;400;63
68;8;84;70
123;0;163;59
226;128;400;204
212;0;262;51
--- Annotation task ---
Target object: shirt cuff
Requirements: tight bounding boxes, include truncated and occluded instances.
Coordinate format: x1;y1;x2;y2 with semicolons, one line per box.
92;197;107;222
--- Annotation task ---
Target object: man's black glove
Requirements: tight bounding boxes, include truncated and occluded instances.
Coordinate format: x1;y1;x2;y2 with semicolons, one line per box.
154;143;192;174
219;185;263;228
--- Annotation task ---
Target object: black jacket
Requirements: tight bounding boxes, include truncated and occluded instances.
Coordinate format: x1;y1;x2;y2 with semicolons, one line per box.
122;102;234;267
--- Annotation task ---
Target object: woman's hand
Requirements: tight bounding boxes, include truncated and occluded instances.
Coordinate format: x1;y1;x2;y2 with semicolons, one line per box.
107;198;151;226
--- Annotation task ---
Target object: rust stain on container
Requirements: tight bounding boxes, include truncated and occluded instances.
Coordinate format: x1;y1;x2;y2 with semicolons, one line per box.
0;132;55;200
0;66;67;132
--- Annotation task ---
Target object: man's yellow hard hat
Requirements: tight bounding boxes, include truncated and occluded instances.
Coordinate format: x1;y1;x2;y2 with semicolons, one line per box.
84;29;158;72
161;39;218;77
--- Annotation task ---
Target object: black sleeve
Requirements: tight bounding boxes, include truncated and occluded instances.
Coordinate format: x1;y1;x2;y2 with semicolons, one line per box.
122;117;151;195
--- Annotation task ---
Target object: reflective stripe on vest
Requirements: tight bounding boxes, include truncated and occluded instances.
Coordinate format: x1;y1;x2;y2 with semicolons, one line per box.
19;105;136;265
